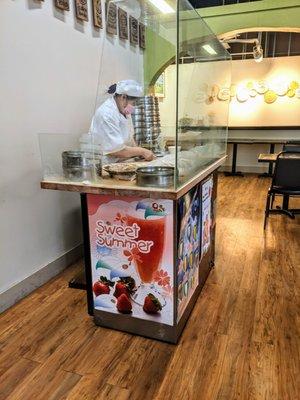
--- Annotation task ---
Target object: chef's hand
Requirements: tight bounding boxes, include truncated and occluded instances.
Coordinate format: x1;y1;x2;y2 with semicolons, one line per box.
141;149;156;161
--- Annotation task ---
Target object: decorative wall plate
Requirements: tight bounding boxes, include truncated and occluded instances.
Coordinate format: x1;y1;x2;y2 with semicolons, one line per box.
206;85;219;104
254;80;268;94
199;83;208;92
289;81;299;90
193;91;206;103
92;0;102;28
118;8;128;40
212;84;219;96
264;90;277;104
205;96;213;105
75;0;88;21
218;87;230;101
287;89;295;98
139;24;146;49
230;84;237;97
236;87;249;103
129;16;139;45
106;0;117;35
273;82;288;96
249;89;257;97
55;0;69;10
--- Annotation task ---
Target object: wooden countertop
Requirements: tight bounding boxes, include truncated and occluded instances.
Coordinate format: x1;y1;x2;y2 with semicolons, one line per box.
41;156;226;200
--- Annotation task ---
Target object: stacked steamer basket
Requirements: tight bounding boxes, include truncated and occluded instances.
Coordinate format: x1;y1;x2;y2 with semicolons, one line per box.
132;96;163;155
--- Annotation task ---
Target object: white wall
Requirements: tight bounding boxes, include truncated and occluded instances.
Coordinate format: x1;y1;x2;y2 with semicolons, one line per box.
229;56;300;127
159;61;231;132
0;1;143;296
159;56;300;172
227;57;300;171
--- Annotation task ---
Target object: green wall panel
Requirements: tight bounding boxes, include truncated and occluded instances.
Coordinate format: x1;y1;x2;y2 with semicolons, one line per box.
145;0;300;85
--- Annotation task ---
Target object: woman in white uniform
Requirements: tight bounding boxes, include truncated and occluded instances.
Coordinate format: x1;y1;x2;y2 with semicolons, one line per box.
89;80;155;164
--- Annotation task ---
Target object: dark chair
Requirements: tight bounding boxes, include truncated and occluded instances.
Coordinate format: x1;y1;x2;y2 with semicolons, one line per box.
264;151;300;229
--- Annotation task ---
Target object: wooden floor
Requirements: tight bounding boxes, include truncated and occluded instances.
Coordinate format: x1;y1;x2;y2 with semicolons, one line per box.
0;175;299;400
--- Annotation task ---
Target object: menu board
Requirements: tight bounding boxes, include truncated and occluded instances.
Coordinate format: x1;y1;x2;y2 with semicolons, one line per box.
75;0;88;21
106;0;117;35
118;8;128;40
88;194;174;326
177;184;201;321
139;23;146;49
201;176;213;257
92;0;102;28
129;16;138;45
55;0;69;10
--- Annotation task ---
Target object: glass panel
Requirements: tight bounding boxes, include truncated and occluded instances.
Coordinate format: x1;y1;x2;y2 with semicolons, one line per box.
175;0;231;188
40;1;178;189
39;1;230;192
39;133;101;183
91;0;178;189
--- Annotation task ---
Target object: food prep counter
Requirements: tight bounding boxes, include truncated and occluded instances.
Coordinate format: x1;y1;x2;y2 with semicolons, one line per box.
41;156;224;343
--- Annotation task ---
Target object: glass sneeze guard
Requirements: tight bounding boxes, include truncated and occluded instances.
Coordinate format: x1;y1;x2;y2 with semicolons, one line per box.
39;0;231;190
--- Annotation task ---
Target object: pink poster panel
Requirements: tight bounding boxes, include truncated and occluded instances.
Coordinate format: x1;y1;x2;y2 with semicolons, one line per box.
87;194;174;326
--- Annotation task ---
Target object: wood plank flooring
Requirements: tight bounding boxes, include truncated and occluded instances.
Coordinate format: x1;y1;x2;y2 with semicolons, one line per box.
0;175;299;400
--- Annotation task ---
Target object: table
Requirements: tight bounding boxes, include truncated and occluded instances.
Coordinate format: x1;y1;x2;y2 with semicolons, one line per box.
258;153;300;163
258;153;278;163
226;125;300;177
226;138;287;177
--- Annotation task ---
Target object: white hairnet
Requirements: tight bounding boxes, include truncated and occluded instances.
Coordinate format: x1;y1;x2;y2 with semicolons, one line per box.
116;80;144;97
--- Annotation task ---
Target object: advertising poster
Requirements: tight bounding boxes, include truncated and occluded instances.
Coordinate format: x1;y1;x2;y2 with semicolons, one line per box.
87;195;174;326
177;185;201;321
201;176;213;257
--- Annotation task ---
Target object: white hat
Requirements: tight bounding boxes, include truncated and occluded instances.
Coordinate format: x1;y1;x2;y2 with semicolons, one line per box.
116;80;144;97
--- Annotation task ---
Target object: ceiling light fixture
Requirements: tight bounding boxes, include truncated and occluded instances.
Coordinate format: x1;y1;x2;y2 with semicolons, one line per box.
221;36;264;63
253;43;263;63
202;44;217;55
148;0;175;14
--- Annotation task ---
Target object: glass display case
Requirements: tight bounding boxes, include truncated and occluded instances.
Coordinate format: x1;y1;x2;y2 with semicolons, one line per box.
39;0;231;191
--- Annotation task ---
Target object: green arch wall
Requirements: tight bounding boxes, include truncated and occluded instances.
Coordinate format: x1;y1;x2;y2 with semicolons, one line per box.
145;0;300;86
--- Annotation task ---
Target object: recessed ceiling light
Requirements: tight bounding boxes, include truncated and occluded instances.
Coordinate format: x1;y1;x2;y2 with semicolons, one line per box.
253;44;263;63
202;44;217;55
148;0;175;14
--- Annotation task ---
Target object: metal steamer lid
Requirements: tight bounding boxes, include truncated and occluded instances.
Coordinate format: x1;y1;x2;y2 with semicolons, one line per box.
136;166;174;176
62;151;99;168
62;150;82;158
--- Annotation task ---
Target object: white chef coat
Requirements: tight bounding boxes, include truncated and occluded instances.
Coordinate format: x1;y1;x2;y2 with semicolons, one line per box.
89;97;135;164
